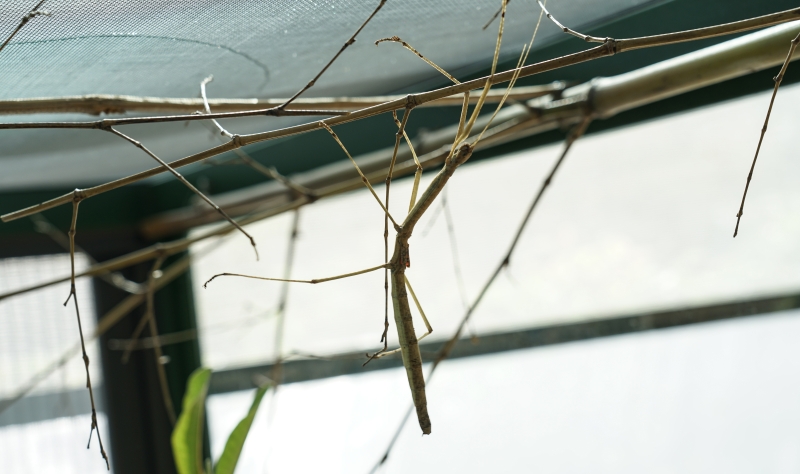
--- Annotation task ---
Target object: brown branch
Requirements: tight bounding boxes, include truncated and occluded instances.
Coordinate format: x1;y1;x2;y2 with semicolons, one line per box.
279;0;387;109
61;193;110;470
733;31;800;237
0;0;50;55
537;0;607;43
482;0;510;31
106;127;259;260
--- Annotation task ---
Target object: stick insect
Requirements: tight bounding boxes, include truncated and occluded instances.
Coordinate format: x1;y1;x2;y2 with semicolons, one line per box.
205;0;530;435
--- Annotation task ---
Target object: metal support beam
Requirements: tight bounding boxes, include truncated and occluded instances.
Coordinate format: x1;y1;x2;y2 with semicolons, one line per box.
208;290;800;395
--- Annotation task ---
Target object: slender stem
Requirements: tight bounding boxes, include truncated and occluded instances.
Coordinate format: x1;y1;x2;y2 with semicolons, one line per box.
279;0;387;109
0;0;50;55
62;195;110;470
733;31;800;237
107;127;259;260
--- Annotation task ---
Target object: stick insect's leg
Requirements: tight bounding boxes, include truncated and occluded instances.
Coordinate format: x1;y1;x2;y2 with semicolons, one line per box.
374;275;432;359
204;263;389;288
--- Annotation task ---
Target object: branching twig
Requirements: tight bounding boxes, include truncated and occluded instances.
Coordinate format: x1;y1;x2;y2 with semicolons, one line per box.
199;78;317;199
537;0;607;43
733;31;800;237
62;192;110;470
106;127;259;260
0;0;50;55
278;0;388;109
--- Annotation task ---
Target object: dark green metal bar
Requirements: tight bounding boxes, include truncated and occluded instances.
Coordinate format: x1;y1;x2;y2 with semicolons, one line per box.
208;290;800;395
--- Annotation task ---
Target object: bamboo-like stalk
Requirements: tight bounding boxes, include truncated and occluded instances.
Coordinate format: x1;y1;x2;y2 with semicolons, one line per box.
0;85;567;116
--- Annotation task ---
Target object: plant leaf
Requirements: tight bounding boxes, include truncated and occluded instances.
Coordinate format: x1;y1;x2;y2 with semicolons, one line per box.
172;367;213;474
213;383;270;474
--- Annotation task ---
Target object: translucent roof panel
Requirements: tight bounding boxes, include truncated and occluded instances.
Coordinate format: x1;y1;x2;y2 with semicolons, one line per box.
0;0;655;100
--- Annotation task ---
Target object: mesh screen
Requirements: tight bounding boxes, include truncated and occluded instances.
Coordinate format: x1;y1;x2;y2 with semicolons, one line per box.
0;0;652;100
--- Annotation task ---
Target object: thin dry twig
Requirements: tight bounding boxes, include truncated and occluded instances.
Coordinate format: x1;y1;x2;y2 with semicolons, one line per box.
537;0;606;43
106;127;260;260
62;193;110;470
279;0;388;109
30;214;143;294
320;122;400;228
368;115;592;473
199;78;317;199
482;0;510;31
375;36;460;84
0;0;50;55
733;31;800;237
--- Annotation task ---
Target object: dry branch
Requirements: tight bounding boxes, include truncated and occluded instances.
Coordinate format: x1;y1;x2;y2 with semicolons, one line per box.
733;30;800;237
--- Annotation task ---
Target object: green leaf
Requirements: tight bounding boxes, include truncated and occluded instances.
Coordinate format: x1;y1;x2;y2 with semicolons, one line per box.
213;383;271;474
172;367;213;474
